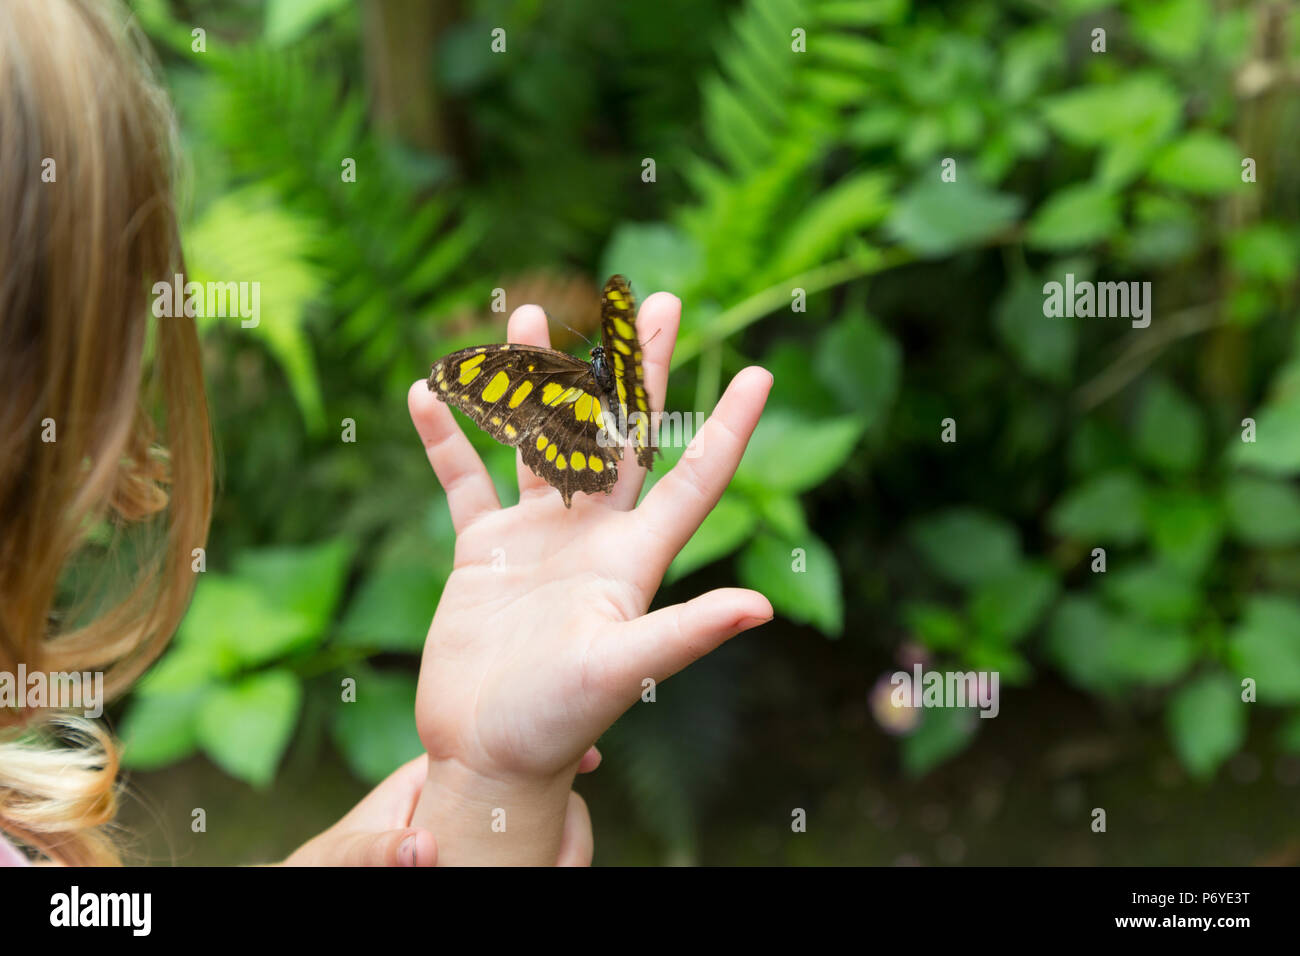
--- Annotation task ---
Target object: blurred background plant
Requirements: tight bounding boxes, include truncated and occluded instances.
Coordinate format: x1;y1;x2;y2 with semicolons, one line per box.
112;0;1300;864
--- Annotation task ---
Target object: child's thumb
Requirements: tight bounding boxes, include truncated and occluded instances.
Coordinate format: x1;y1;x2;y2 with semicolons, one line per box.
321;828;438;867
612;588;773;689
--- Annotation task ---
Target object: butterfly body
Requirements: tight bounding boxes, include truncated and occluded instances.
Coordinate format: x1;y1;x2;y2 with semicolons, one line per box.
427;276;657;507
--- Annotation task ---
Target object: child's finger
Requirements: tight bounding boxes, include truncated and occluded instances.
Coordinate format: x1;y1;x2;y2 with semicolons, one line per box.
609;291;681;510
634;366;772;565
555;792;594;867
408;381;500;534
605;588;773;690
508;304;557;503
576;745;602;773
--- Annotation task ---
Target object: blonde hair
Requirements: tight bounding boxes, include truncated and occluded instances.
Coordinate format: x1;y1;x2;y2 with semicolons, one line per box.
0;0;212;864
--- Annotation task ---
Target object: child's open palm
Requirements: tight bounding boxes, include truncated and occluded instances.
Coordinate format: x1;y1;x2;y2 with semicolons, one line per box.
406;290;772;863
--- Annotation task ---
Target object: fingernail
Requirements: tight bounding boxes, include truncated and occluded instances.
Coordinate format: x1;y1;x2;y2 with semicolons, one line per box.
400;834;417;866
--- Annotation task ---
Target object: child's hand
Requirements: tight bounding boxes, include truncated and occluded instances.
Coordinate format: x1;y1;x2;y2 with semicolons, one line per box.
406;291;773;863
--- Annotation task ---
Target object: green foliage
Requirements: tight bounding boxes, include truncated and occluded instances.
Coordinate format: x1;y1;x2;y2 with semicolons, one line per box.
121;0;1300;854
1166;673;1245;779
330;668;423;784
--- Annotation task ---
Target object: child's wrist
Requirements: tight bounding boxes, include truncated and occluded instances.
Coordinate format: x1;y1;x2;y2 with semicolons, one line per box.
410;756;577;865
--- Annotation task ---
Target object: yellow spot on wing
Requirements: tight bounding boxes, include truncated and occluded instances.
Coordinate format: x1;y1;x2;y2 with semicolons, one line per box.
555;452;567;470
504;424;517;439
541;383;565;405
589;457;604;473
459;353;486;384
536;434;548;451
574;393;594;422
545;443;557;461
570;451;586;471
509;381;534;408
613;317;635;339
614;339;632;355
482;370;510;403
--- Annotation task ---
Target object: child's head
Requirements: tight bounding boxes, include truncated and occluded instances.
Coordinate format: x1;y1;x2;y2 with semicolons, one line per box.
0;0;211;863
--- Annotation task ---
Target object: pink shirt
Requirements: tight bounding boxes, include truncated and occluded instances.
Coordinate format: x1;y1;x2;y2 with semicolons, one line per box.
0;831;29;866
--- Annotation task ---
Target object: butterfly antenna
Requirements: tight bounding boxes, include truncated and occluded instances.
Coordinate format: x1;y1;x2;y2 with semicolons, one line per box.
640;328;663;348
555;316;595;347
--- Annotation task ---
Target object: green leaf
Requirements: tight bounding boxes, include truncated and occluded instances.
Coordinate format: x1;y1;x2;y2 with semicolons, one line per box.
738;532;842;636
232;537;355;639
1102;618;1195;686
967;643;1033;685
1029;182;1123;252
1134;379;1206;473
187;186;328;431
968;561;1059;644
137;639;238;696
176;576;312;669
734;411;865;495
1130;0;1211;61
770;172;892;277
184;538;353;668
196;670;302;788
1229;597;1300;703
761;342;840;418
1050;470;1147;545
909;509;1019;590
1144;489;1222;577
1046;596;1194;691
886;177;1022;257
1227;223;1298;285
666;492;758;582
1040;74;1180;149
1149;132;1243;196
1231;396;1300;474
1166;673;1246;778
1102;561;1202;624
336;510;452;653
602;223;702;299
902;602;968;652
812;312;901;426
1025;183;1121;250
754;492;809;542
118;691;204;769
337;565;443;652
264;0;352;46
330;669;423;784
910;508;1022;588
1225;474;1300;546
901;707;978;777
994;271;1076;384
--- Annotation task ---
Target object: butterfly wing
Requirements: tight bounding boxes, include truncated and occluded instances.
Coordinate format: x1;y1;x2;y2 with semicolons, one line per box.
600;276;657;469
428;344;620;507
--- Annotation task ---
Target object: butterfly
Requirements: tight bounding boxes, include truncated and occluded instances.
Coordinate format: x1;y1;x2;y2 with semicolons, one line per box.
427;275;657;507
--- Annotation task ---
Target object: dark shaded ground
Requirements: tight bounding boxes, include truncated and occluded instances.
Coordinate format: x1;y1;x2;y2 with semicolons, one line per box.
118;619;1300;866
